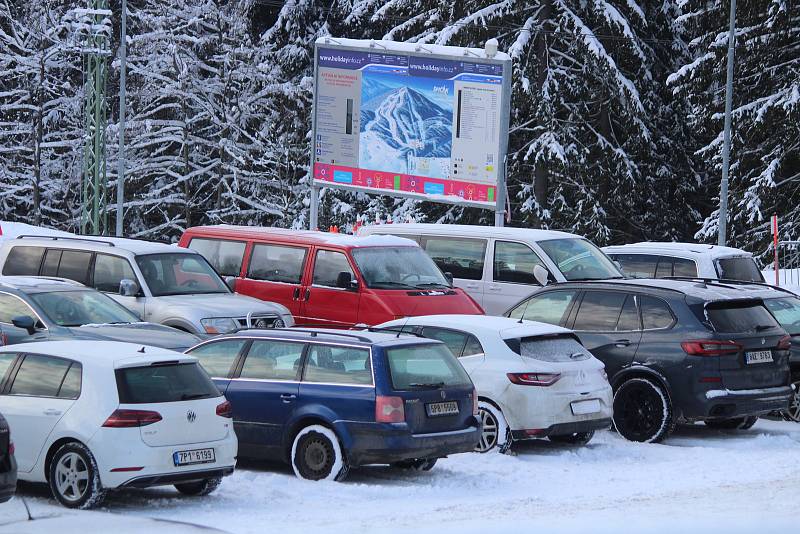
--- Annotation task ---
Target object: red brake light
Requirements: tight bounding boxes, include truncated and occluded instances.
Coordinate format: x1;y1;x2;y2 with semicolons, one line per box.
8;442;13;456
681;340;742;356
472;388;479;416
507;372;561;386
216;400;233;418
376;396;405;423
778;335;792;351
102;409;162;428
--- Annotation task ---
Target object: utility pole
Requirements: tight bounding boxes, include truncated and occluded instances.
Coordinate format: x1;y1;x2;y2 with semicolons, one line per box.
718;0;737;246
116;0;127;237
79;1;111;235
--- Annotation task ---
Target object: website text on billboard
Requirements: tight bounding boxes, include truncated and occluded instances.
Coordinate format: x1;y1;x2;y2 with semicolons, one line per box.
312;44;509;207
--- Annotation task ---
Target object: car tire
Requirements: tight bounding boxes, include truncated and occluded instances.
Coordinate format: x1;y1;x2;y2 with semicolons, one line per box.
291;424;349;482
548;431;595;446
48;442;106;509
783;376;800;422
174;476;222;496
612;377;675;443
704;416;758;430
391;459;438;471
475;401;510;453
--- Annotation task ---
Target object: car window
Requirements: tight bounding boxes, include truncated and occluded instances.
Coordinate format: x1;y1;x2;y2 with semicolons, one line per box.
41;249;62;277
463;335;484;357
312;250;353;288
617;295;641;331
30;290;139;327
352;247;450;289
242;340;304;381
386;343;471;389
421;327;468;357
764;297;800;335
573;291;627;331
304;344;372;385
706;302;779;333
506;335;592;362
136;253;229;296
55;250;92;285
115;362;220;403
716;257;764;282
93;254;137;293
422;237;486;281
8;354;74;398
672;258;697;277
0;293;37;324
655;257;673;278
538;238;622;281
188;238;247;277
640;296;675;330
248;244;307;284
58;363;82;399
1;247;44;276
494;241;548;284
189;339;248;378
508;290;578;326
611;254;658;279
0;354;17;386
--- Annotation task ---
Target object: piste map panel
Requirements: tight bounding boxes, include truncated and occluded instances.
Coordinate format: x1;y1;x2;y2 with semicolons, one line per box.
312;46;506;206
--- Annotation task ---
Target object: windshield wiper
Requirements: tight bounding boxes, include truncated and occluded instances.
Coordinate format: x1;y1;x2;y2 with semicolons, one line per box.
413;283;451;289
408;382;446;389
371;282;416;289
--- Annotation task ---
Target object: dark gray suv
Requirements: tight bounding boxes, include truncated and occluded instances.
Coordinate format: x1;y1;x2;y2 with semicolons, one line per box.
506;279;792;442
0;276;200;350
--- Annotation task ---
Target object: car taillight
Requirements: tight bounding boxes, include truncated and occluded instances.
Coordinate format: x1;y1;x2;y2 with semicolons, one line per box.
376;396;405;423
216;400;233;418
681;340;742;356
8;442;13;456
507;372;561;386
777;335;792;351
472;388;479;416
102;409;162;428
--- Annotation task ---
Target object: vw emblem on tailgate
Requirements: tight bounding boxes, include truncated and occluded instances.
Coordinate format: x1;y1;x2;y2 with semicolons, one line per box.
187;410;197;423
440;390;446;400
761;338;766;345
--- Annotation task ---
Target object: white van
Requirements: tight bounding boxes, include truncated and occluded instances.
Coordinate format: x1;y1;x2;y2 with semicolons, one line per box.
358;223;623;315
602;242;765;283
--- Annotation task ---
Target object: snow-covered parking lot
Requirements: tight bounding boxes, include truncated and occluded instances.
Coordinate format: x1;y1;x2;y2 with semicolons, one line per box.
5;419;800;533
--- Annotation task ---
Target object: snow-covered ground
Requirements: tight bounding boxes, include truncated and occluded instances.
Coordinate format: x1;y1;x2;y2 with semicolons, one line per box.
4;418;800;533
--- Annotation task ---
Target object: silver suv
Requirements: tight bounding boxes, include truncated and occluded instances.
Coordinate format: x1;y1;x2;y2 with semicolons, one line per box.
0;236;294;335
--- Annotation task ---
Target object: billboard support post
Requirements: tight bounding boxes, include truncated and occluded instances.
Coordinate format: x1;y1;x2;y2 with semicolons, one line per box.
309;38;512;230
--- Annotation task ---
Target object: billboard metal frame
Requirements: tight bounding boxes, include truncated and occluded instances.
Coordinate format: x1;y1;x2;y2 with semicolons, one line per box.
309;38;512;229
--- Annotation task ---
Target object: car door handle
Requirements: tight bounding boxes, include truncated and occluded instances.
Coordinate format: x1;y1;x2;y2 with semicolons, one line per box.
293;287;300;300
488;285;502;291
304;289;311;301
280;394;296;403
614;339;632;348
43;409;62;416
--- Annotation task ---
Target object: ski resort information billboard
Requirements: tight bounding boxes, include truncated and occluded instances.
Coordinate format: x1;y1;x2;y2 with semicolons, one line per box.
311;38;512;209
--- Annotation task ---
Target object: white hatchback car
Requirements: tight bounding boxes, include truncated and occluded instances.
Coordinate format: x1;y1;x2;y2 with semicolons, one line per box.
0;341;237;509
379;315;613;451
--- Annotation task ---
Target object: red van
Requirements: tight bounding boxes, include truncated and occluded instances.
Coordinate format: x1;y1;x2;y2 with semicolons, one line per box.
178;226;484;328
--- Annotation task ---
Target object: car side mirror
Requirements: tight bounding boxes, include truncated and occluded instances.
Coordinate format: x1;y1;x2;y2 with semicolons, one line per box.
11;315;36;335
224;276;237;291
444;272;454;285
533;265;549;287
336;271;357;291
119;278;140;297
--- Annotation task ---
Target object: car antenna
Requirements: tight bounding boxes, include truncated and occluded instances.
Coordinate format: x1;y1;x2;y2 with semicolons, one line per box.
518;297;532;324
398;301;421;337
138;346;146;353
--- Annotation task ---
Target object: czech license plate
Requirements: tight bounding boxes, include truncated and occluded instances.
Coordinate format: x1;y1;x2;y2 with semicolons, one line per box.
426;401;459;417
173;448;215;467
746;350;773;364
571;399;602;416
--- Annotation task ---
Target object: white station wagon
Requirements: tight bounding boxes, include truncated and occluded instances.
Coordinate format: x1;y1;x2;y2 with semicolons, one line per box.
0;341;237;508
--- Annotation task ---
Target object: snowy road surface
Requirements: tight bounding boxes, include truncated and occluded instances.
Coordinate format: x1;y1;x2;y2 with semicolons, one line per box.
4;419;800;533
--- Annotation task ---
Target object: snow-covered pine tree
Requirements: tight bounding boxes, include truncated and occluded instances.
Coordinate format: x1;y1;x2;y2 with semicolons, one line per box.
671;0;799;257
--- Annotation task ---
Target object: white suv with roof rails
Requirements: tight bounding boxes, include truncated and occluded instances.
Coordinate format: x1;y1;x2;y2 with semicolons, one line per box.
0;235;294;335
602;242;765;283
0;341;237;508
358;223;624;315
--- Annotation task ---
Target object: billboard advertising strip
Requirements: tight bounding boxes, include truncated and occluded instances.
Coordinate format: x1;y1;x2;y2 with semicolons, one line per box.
312;39;511;207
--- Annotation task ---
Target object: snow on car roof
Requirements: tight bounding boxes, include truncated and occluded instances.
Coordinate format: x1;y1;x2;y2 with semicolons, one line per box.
0;221;74;240
382;314;571;339
603;242;754;258
189;225;418;248
0;340;194;368
4;234;189;255
359;223;578;241
0;276;85;291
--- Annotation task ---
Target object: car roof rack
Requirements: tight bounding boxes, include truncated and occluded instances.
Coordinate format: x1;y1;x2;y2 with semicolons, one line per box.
661;276;794;294
359;326;424;338
16;235;115;247
232;327;377;343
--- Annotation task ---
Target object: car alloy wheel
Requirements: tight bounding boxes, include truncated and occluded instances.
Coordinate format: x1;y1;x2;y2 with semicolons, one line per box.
475;401;509;453
55;452;89;504
784;378;800;422
613;377;674;443
48;442;106;509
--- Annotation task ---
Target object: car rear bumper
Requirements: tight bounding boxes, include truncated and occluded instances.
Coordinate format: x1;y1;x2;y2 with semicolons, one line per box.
120;466;234;488
339;419;482;466
684;385;793;420
499;383;614;433
511;417;613;441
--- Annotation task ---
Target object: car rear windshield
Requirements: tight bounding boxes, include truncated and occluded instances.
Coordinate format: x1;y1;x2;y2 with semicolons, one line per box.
504;335;591;362
115;362;220;404
716;257;764;282
386;343;472;390
705;302;781;333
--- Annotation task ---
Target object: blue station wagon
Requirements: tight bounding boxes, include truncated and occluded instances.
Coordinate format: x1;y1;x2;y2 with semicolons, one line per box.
186;329;481;481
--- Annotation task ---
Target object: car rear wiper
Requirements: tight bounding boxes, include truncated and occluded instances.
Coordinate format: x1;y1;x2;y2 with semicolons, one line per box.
408;382;446;389
181;393;211;400
755;325;776;332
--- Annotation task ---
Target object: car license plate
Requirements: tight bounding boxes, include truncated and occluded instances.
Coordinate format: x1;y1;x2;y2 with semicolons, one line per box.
571;399;601;416
426;401;459;417
173;448;215;467
746;350;773;364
